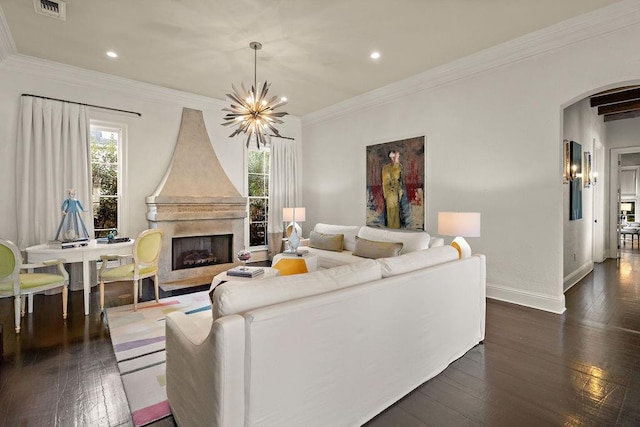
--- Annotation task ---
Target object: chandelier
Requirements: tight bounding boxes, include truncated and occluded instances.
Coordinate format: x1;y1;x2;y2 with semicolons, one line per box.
222;42;288;149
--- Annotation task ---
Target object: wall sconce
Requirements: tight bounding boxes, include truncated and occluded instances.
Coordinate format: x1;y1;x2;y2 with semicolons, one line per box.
563;140;571;183
584;151;596;187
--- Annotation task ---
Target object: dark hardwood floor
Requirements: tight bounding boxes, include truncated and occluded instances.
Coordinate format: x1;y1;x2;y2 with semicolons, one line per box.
1;252;640;426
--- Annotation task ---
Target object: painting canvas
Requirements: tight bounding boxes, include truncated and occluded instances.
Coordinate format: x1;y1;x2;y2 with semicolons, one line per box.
570;140;582;220
366;136;425;230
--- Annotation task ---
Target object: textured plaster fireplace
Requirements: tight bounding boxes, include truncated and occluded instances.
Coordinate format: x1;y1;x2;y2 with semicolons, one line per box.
146;108;246;285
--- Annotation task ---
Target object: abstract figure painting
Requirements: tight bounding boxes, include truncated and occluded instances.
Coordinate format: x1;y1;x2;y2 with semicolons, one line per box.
366;136;425;230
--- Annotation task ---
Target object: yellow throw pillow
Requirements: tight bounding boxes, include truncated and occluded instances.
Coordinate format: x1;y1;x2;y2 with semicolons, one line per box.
352;236;403;259
309;231;344;252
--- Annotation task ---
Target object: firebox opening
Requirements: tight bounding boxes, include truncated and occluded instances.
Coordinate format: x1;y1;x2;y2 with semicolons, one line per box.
172;234;233;271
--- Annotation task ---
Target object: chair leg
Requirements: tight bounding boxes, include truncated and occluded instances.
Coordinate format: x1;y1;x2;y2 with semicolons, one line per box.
100;280;105;312
154;274;159;303
14;295;21;334
62;284;68;320
133;280;139;311
21;296;26;317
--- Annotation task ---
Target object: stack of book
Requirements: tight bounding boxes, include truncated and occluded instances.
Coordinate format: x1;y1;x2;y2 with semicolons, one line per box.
226;266;265;278
48;238;89;249
282;249;309;257
96;237;131;244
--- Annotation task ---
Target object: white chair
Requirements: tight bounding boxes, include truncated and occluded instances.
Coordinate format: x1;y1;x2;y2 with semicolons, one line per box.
0;239;69;333
98;229;163;311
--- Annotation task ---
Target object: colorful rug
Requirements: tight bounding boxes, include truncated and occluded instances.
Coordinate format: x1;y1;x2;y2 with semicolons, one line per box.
106;291;212;426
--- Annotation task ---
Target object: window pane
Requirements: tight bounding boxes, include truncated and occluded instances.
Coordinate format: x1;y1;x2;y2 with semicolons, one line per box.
93;198;118;231
263;152;270;174
248;174;266;197
92;164;118;196
250;199;267;222
249;222;267;247
248;151;264;174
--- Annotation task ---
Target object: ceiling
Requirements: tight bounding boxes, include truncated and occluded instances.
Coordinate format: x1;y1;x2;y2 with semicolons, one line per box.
0;0;621;116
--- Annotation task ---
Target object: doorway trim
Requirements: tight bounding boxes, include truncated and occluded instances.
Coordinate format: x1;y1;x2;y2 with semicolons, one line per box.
609;146;640;259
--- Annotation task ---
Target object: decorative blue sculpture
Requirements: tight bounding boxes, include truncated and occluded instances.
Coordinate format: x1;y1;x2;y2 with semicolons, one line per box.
55;188;90;242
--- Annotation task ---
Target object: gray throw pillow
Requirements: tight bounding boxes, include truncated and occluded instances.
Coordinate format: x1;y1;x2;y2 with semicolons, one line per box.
352;236;403;259
309;230;344;252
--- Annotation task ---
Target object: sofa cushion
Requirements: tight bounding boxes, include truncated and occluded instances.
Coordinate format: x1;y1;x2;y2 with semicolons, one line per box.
211;259;382;318
314;223;361;251
357;226;431;254
353;236;403;259
309;231;344;252
300;246;363;269
377;245;459;278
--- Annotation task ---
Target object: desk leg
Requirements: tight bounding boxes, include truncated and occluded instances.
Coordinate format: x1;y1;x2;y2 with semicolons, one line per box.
83;259;90;316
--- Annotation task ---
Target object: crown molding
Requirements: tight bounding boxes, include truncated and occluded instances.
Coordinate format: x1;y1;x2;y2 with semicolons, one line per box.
0;53;302;125
302;0;640;126
0;4;17;61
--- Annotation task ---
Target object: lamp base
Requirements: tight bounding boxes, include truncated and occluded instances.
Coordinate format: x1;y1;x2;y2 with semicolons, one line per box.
451;236;472;259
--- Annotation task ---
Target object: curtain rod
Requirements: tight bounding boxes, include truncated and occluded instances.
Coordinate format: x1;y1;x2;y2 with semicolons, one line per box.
21;94;142;117
267;134;295;141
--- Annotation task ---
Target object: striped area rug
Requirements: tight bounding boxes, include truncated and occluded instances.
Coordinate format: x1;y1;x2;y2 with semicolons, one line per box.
106;291;212;426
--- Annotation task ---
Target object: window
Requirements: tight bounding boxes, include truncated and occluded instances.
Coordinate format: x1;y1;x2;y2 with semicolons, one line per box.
90;123;122;238
248;149;270;248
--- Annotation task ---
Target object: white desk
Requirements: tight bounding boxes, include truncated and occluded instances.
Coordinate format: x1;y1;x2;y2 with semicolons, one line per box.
26;239;134;315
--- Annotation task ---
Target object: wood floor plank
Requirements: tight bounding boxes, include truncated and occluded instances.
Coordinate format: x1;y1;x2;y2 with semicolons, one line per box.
3;255;640;426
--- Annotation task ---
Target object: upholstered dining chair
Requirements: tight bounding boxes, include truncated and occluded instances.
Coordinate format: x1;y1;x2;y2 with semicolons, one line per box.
98;228;163;312
0;239;69;333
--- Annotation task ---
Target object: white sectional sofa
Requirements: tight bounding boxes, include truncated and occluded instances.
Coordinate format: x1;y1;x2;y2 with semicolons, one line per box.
165;227;486;427
300;223;445;269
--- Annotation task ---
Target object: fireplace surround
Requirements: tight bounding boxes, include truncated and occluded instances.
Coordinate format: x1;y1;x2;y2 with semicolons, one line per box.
146;108;247;285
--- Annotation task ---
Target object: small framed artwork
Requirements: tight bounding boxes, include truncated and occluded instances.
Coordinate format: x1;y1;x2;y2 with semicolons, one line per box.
570;140;582;220
366;136;425;230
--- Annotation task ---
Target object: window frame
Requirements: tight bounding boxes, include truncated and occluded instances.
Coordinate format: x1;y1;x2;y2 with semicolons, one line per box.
90;120;128;238
246;146;270;250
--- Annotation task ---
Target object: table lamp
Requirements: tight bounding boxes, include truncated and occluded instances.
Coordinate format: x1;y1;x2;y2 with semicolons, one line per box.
437;212;481;258
283;207;305;253
621;202;632;223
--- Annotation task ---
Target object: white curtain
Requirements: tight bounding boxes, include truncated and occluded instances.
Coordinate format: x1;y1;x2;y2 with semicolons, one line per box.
16;96;94;249
267;138;300;259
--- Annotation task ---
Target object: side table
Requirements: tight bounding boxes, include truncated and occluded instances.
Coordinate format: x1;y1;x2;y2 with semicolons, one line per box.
209;266;280;294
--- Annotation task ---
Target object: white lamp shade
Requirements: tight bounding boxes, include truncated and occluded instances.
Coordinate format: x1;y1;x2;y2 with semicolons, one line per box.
283;207;305;222
438;212;481;237
621;203;633;212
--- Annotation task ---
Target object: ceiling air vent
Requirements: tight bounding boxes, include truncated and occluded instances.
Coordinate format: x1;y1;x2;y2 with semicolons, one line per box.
33;0;66;21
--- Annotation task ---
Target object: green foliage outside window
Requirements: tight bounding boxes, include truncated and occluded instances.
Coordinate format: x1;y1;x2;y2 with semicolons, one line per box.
91;131;118;237
248;150;269;247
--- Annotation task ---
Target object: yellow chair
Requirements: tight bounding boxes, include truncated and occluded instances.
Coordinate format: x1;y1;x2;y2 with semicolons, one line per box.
0;239;69;333
99;229;163;312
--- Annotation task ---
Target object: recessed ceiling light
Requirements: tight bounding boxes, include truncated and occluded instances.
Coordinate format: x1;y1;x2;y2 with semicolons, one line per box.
280;96;288;102
106;51;118;58
370;51;381;60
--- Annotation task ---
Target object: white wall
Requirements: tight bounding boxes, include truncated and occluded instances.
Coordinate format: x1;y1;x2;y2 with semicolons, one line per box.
0;56;301;246
607;117;640;149
562;99;606;291
300;5;640;313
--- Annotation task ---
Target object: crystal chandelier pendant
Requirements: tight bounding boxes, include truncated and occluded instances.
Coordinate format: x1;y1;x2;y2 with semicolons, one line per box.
222;42;288;149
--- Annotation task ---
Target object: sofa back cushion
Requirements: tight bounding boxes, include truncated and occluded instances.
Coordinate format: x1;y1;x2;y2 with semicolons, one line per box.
211;259;382;318
377;245;459;278
352;236;403;259
357;226;431;254
313;223;361;251
309;230;344;252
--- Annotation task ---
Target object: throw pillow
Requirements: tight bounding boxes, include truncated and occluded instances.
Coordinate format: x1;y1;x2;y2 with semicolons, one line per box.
352;236;403;259
309;230;344;252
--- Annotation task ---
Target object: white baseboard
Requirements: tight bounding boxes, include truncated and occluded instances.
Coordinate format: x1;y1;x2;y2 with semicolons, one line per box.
563;261;593;292
486;283;566;314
